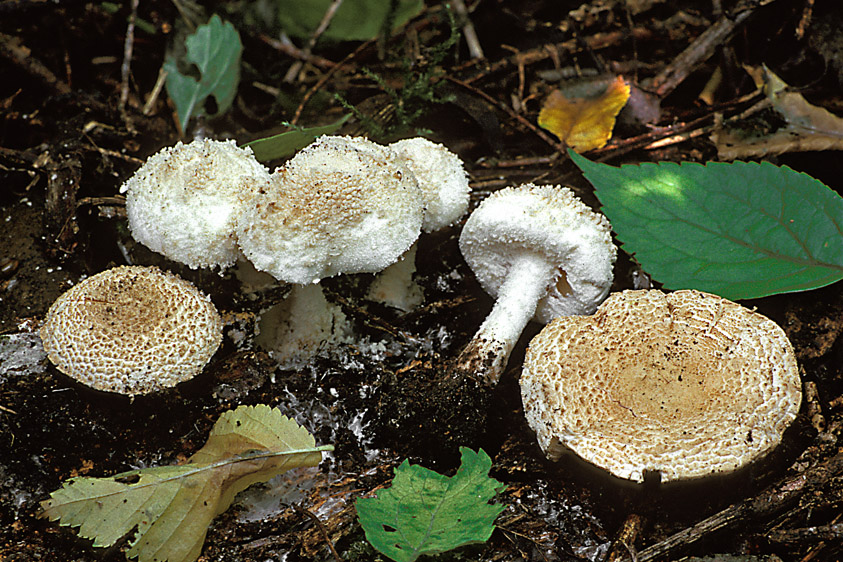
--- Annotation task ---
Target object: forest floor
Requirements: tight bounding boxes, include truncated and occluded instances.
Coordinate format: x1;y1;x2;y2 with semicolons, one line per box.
2;0;843;561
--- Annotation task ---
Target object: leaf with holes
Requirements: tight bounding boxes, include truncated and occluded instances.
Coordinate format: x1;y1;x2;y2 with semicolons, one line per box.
356;448;506;562
40;405;332;562
569;150;843;300
164;15;242;132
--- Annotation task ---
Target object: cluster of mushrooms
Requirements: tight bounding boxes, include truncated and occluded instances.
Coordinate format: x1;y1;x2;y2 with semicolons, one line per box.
39;134;802;484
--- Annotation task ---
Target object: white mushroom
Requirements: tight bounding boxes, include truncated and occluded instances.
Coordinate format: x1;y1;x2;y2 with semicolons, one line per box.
520;289;803;483
457;183;616;384
39;266;222;396
255;284;352;367
368;137;471;311
236;135;423;284
120;139;270;270
389;137;470;233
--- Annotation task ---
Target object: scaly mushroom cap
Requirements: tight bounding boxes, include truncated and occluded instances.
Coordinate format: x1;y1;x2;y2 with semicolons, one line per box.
40;266;222;396
389;137;470;232
460;183;616;320
120;139;270;269
237;135;423;284
520;289;802;482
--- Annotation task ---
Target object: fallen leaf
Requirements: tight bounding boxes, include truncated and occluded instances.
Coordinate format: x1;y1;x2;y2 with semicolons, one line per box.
570;150;843;300
40;404;332;562
538;75;630;152
356;448;506;562
712;65;843;159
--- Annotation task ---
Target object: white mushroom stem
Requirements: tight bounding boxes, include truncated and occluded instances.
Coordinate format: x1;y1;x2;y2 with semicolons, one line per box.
457;251;557;385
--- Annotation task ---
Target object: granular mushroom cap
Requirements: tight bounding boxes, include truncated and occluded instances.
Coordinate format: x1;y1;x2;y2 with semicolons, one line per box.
460;183;616;320
388;137;470;232
237;135;423;284
520;289;802;482
120;138;270;269
40;266;223;396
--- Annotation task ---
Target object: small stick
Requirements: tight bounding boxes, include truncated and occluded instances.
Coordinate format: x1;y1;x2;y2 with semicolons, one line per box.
119;0;140;131
284;0;344;83
451;0;483;59
294;505;342;562
647;0;778;98
636;449;843;561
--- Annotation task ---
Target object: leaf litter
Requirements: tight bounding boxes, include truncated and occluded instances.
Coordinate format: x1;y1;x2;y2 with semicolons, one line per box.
40;404;333;562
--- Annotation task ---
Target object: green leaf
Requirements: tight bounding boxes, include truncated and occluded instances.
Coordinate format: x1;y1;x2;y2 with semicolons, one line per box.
356;448;506;562
277;0;423;41
243;115;350;162
41;405;332;562
164;15;242;132
569;150;843;300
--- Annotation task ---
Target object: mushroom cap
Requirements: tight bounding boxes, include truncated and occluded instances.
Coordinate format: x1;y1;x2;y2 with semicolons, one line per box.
520;289;802;483
459;183;616;320
236;135;423;284
40;266;222;396
120;139;270;269
388;137;470;232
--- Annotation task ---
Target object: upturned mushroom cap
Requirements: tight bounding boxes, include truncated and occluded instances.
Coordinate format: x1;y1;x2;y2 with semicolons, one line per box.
40;266;222;396
520;289;802;483
388;137;470;232
236;135;423;284
120;138;270;269
460;183;616;321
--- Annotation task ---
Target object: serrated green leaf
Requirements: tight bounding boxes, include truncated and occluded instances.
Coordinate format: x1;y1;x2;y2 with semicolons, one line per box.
243;115;350;162
164;15;242;132
569;150;843;300
277;0;423;41
40;405;332;562
356;448;506;562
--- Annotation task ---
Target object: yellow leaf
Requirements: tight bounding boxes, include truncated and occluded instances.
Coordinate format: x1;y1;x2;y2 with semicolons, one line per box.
538;76;630;152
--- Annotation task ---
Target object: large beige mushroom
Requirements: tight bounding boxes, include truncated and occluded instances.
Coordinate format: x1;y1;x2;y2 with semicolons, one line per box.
40;266;222;396
520;289;802;483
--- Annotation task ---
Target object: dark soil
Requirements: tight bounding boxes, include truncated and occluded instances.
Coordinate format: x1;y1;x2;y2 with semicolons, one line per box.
2;1;843;561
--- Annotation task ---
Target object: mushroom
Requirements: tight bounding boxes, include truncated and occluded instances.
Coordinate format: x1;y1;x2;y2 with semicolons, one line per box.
368;137;471;310
39;266;222;396
389;137;470;233
457;183;616;384
255;283;352;367
236;135;423;284
120;138;270;270
520;289;802;483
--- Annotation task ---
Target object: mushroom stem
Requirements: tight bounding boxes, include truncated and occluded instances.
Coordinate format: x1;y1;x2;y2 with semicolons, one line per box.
457;251;557;385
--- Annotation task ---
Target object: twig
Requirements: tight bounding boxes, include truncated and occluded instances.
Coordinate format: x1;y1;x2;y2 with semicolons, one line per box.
284;0;344;83
635;449;843;561
444;76;563;152
451;0;483;59
143;65;168;116
259;34;337;70
0;32;71;95
290;40;372;125
646;0;778;98
294;505;342;562
119;0;140;129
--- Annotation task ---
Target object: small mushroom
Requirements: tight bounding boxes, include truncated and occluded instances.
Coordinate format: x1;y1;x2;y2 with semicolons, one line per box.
40;266;222;396
236;135;423;284
457;183;616;384
389;137;471;233
520;289;802;483
120;138;270;270
368;137;471;311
